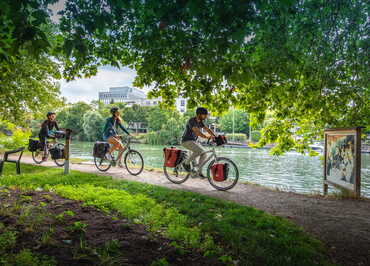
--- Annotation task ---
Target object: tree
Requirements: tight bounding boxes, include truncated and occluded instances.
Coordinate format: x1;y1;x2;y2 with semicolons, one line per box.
219;110;249;135
82;111;105;141
121;104;150;124
56;0;369;153
0;55;64;123
146;106;171;132
0;1;64;123
57;102;92;140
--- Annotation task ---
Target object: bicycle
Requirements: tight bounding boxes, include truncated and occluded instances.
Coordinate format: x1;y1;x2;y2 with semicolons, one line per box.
164;139;239;191
32;134;66;167
93;136;144;176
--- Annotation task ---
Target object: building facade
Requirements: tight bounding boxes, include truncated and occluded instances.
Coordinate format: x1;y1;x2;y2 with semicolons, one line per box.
99;86;187;113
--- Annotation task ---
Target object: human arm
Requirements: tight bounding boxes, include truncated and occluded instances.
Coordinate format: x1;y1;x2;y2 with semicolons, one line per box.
117;121;130;135
204;126;216;138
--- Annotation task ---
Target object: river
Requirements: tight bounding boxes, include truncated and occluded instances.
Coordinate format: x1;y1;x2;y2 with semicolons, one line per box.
70;142;370;197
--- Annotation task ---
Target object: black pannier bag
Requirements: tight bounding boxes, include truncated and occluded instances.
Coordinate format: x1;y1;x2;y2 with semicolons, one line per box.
28;139;40;152
215;135;227;146
175;150;187;166
93;142;110;159
49;146;65;160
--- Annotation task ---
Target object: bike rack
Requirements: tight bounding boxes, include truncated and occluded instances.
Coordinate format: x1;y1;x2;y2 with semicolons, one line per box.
0;147;25;175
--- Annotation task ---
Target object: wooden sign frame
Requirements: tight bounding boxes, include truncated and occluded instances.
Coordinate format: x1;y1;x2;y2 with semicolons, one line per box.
323;127;362;198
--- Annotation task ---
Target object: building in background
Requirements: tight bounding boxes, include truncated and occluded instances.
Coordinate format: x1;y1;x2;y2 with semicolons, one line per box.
98;86;187;113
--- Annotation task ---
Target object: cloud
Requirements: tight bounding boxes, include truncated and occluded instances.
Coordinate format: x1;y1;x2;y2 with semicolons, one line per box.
60;66;148;103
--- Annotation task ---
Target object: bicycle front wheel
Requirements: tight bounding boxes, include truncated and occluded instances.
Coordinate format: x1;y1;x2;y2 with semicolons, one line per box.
164;163;190;184
94;155;112;172
124;149;144;176
54;143;65;167
207;157;239;191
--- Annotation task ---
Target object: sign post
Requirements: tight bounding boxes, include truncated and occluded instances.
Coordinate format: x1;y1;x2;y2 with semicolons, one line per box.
323;127;362;198
64;129;72;175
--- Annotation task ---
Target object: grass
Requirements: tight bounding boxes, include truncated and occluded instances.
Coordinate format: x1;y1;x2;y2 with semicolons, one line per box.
0;163;333;265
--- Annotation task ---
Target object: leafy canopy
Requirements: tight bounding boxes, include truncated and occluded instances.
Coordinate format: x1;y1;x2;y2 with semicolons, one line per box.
56;0;369;153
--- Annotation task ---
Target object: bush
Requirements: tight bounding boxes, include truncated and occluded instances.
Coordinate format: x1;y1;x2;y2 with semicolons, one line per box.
251;130;261;142
225;133;247;143
0;121;31;150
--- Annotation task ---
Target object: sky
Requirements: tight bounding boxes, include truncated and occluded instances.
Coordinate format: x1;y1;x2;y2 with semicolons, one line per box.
59;66;144;103
49;1;146;103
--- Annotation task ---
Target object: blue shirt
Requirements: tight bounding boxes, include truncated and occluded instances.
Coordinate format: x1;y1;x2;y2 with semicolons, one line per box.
102;117;129;141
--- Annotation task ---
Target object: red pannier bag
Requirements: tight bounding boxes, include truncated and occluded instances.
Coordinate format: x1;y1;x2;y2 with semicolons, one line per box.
163;147;181;167
211;163;229;182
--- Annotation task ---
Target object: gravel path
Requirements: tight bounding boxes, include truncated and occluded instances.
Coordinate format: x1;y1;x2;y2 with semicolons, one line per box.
20;157;370;266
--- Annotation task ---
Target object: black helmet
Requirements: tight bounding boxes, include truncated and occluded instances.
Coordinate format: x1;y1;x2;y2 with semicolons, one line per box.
196;107;208;115
47;111;56;117
110;107;119;114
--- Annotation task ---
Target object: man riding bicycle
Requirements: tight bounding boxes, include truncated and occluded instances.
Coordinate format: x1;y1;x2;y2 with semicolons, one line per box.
182;107;216;177
103;107;131;167
39;111;59;161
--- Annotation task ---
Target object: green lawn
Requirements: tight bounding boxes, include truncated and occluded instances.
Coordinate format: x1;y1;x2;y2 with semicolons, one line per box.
0;164;333;265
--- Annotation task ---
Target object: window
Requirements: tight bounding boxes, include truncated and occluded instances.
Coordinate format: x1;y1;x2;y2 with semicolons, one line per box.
180;109;185;113
180;100;185;106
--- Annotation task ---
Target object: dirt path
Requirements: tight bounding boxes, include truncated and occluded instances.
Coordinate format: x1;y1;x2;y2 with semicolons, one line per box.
20;157;370;266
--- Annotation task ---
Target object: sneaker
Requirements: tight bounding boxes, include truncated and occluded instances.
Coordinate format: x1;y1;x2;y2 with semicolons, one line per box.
183;163;191;172
105;153;113;161
117;161;124;168
198;173;207;179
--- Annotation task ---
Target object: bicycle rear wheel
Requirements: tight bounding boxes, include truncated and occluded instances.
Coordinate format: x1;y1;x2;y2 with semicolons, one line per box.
206;157;239;191
94;154;112;172
124;149;144;176
164;163;190;184
54;143;65;167
32;149;44;164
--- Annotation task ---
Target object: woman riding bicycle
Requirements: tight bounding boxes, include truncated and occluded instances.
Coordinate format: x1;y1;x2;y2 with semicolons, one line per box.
182;107;216;177
39;111;59;161
103;107;131;167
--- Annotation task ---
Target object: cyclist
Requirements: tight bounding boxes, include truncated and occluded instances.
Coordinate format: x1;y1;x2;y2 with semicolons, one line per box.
39;111;59;161
103;107;131;166
181;107;216;177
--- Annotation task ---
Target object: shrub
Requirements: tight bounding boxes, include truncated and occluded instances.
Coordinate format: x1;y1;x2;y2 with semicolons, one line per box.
0;121;31;150
251;130;261;142
225;133;247;143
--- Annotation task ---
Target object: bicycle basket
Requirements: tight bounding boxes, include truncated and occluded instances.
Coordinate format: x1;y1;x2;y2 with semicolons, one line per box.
50;146;65;160
93;142;110;159
28;139;41;152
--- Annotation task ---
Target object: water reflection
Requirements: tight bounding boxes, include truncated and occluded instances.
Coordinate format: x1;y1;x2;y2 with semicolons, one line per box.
70;142;370;197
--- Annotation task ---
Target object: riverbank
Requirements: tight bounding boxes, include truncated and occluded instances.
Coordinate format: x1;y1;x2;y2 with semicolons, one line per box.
13;157;370;265
1;163;333;266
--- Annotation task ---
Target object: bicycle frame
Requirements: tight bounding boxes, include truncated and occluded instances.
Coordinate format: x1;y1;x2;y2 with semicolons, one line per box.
183;144;219;173
107;136;132;162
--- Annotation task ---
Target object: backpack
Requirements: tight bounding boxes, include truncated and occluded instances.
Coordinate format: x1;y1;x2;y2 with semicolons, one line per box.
93;142;110;159
163;147;185;167
211;163;230;182
215;135;227;146
49;146;65;160
28;139;41;152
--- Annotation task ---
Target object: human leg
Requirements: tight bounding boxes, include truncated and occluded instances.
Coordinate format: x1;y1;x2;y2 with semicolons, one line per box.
182;141;206;170
108;136;126;163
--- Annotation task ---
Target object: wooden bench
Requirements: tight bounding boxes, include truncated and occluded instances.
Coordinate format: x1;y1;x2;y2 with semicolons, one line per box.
0;147;25;175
